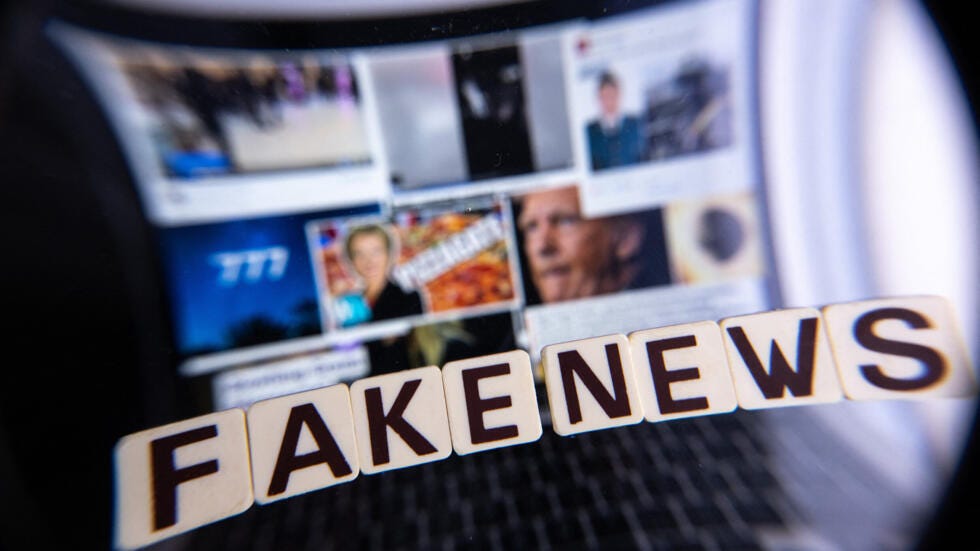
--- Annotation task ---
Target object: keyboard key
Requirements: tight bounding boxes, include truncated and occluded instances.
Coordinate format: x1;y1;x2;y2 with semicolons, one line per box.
514;491;551;518
682;501;727;526
497;525;539;549
472;499;509;527
732;494;785;526
633;502;681;531
543;515;587;544
591;510;631;539
427;507;463;539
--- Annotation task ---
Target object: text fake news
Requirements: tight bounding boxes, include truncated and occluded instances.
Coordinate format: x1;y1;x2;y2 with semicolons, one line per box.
113;296;976;549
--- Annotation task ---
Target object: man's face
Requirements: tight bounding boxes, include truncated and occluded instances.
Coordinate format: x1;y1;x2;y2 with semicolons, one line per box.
349;232;390;289
598;82;620;118
518;187;616;303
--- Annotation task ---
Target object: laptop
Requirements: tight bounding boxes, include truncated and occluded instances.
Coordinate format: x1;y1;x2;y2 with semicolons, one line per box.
1;0;975;549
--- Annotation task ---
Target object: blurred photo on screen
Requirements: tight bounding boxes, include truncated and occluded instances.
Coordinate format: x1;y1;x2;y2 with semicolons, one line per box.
515;184;769;359
585;57;732;171
308;196;520;331
664;191;764;284
371;32;573;194
160;210;334;361
513;185;672;306
116;49;371;178
53;26;391;225
451;42;534;179
364;311;518;377
569;0;756;217
210;344;370;411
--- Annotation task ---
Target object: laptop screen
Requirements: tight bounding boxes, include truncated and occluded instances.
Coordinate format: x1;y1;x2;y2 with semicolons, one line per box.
53;0;776;419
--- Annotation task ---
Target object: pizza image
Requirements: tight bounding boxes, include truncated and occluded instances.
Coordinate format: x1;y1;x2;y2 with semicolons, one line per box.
396;211;515;312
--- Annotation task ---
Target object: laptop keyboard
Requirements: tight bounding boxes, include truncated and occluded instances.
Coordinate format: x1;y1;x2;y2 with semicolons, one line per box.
154;410;800;551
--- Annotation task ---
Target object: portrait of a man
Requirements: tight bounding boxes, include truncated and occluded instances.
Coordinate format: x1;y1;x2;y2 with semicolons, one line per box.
515;186;671;305
586;71;644;171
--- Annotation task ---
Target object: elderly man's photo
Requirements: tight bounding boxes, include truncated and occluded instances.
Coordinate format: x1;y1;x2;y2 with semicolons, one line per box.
514;186;672;305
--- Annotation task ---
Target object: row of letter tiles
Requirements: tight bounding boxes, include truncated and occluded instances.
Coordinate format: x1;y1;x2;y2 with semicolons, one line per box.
115;295;975;548
538;296;975;433
116;353;542;548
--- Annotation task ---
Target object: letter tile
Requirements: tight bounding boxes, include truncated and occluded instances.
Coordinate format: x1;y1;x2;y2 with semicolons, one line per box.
114;409;253;550
823;296;977;400
350;366;453;474
247;384;360;505
443;350;542;455
542;334;644;436
630;321;738;422
720;308;843;409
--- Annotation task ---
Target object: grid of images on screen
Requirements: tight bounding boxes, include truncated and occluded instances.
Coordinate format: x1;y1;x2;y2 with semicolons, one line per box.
57;0;767;415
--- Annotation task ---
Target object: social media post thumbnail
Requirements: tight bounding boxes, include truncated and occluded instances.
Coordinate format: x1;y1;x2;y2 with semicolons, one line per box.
307;196;522;333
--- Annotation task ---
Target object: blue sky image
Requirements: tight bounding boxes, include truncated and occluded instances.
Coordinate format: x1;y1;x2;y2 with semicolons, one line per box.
158;205;379;358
